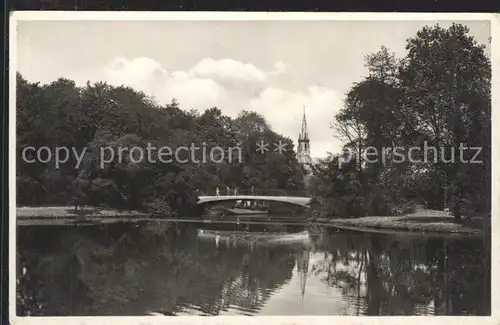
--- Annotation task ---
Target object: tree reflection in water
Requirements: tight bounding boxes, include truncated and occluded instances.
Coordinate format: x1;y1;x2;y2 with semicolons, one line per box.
17;224;490;316
311;231;490;316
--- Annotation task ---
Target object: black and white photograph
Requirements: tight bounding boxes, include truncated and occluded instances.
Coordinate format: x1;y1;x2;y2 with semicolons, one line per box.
9;12;496;323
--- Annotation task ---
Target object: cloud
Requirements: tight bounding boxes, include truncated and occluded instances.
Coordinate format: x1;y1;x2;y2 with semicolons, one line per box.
248;86;344;157
71;56;343;156
162;72;227;109
272;61;291;75
189;58;267;85
102;57;168;94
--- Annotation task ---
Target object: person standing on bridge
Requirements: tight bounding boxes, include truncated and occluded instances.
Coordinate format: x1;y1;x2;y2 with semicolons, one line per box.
234;187;238;196
216;187;220;196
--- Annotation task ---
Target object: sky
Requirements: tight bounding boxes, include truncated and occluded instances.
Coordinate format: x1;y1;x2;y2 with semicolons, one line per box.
15;19;490;158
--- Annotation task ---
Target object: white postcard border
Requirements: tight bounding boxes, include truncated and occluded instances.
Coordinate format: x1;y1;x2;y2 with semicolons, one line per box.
8;11;500;325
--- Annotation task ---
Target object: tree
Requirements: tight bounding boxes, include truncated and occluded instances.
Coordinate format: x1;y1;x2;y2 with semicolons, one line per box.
322;23;490;219
400;23;491;218
16;75;306;215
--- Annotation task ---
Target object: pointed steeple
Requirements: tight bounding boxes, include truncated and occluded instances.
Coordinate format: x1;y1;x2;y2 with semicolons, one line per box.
297;106;311;165
299;106;309;141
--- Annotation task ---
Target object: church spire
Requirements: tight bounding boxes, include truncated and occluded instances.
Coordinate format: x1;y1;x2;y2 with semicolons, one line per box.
299;106;309;141
297;106;311;164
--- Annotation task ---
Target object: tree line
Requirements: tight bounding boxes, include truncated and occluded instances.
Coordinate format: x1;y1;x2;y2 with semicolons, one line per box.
16;23;491;220
308;23;491;220
16;75;306;216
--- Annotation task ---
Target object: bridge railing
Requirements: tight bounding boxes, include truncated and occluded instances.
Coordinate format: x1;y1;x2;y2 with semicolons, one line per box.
200;188;311;197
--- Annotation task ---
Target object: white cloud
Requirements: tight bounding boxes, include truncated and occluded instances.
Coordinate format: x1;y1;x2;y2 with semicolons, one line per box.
102;57;168;94
248;86;344;156
71;56;342;156
272;61;291;75
162;74;227;109
189;58;267;85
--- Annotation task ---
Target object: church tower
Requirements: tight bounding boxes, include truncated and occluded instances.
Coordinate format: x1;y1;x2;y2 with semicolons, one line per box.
297;106;312;165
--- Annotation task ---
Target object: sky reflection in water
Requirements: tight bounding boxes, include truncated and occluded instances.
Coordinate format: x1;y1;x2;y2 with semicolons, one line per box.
16;223;491;316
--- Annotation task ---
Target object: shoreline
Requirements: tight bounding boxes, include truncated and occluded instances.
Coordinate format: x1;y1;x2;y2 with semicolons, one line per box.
15;206;488;237
318;209;487;237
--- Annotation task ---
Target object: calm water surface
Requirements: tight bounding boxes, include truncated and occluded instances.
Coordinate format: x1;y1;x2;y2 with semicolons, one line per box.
17;221;490;316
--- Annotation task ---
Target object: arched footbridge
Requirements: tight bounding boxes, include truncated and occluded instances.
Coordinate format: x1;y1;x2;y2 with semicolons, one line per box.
197;195;313;207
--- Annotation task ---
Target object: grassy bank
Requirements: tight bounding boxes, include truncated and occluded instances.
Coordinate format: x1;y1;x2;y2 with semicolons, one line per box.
16;206;152;226
17;206;149;219
320;209;487;236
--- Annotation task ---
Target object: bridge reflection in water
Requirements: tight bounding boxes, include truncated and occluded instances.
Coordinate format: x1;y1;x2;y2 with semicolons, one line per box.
16;220;490;316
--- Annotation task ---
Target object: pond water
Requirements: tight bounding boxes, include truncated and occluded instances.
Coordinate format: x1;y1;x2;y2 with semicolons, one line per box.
16;221;490;316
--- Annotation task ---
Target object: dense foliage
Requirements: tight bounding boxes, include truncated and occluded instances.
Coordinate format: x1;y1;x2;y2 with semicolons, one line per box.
17;23;491;220
309;24;491;219
16;76;306;216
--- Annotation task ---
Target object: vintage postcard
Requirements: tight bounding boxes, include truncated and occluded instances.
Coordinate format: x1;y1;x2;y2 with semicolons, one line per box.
9;11;499;325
